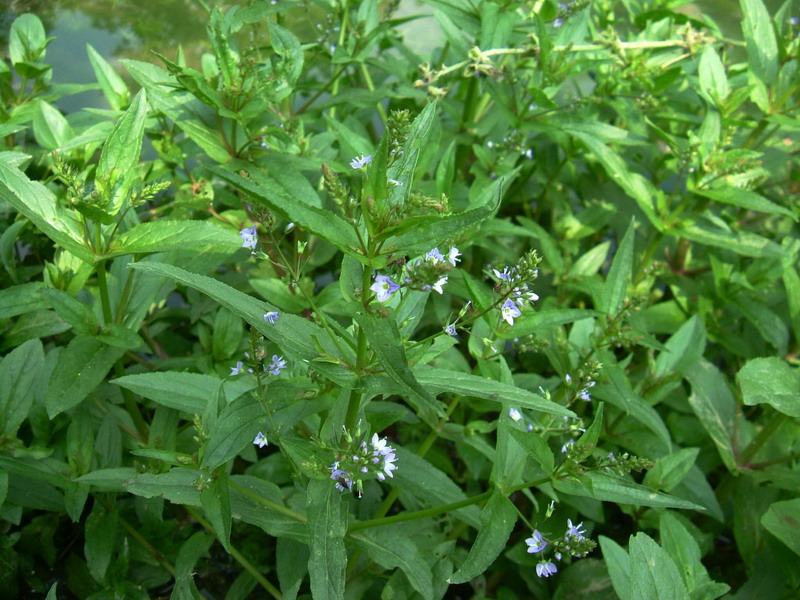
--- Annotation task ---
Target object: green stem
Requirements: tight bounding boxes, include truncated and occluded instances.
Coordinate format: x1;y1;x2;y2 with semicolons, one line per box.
228;480;307;523
185;506;282;599
114;262;138;325
96;261;114;324
119;515;176;576
348;489;493;533
344;265;373;431
739;412;790;466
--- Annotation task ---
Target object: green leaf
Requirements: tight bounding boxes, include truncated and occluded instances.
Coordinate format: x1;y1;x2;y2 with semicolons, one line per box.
0;469;8;508
509;428;554;475
171;532;214;600
391;447;481;528
414;365;575;417
698;46;730;104
0;339;44;436
673;224;784;258
600;218;635;314
695;187;795;220
97;88;147;193
497;308;600;339
571;133;665;231
0;158;94;263
123;59;230;163
306;479;347;600
448;491;517;584
577;402;604;448
84;504;118;583
381;175;506;255
654;314;706;378
267;21;304;97
596;364;672;452
45;336;125;418
599;536;632;600
112;371;222;414
129;262;354;386
629;532;689;600
741;0;778;88
761;498;800;557
201;473;232;552
349;531;433;598
107;220;241;258
202;395;266;469
33;100;73;150
86;43;130;111
38;288;98;335
737;357;800;417
643;448;700;493
277;537;308;600
356;310;445;423
9;13;47;65
554;472;704;510
685;360;737;471
211;165;366;264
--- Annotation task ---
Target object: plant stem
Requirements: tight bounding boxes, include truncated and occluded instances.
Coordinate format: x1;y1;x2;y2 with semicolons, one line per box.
119;515;176;576
228;480;307;522
739;412;790;466
185;506;283;599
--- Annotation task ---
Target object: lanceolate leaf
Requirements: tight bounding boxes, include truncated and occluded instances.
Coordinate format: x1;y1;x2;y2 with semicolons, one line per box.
448;491;517;584
0;339;44;436
356;310;445;423
107;220;241;258
306;479;347;600
0;158;94;263
349;531;433;598
600;218;635;314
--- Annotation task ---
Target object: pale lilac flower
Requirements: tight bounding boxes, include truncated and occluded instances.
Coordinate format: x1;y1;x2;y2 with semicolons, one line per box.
426;248;444;263
330;462;353;492
565;374;572;384
566;519;586;540
512;284;539;307
553;17;563;27
371;274;400;302
509;408;523;422
525;530;547;553
561;439;575;454
432;276;448;294
253;431;268;448
501;299;521;325
263;311;279;325
536;562;558;577
388;178;402;187
444;323;457;336
350;153;372;169
268;355;287;376
579;389;591;402
527;423;534;432
285;222;296;233
522;148;534;159
382;452;398;479
230;361;244;376
240;226;258;250
493;267;512;281
371;433;391;456
448;247;461;266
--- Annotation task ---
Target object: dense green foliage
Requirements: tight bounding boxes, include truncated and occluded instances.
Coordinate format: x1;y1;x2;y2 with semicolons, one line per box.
1;0;799;598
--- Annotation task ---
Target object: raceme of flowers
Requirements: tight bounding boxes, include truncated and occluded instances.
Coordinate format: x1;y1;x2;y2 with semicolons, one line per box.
329;432;398;497
525;518;596;578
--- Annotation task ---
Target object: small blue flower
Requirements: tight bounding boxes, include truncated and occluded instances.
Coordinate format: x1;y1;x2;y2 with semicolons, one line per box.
330;462;353;492
240;226;258;250
526;530;547;554
426;248;444;263
509;408;523;422
253;431;268;448
444;323;457;336
350;153;373;169
268;355;287;376
230;361;244;376
501;299;522;325
566;519;586;540
371;274;400;302
536;561;558;578
432;276;448;294
263;311;279;325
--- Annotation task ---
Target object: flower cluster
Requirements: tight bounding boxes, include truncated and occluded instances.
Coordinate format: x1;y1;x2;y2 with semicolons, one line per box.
525;518;596;579
490;250;542;326
228;320;288;378
370;246;461;304
563;360;601;404
329;429;399;497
